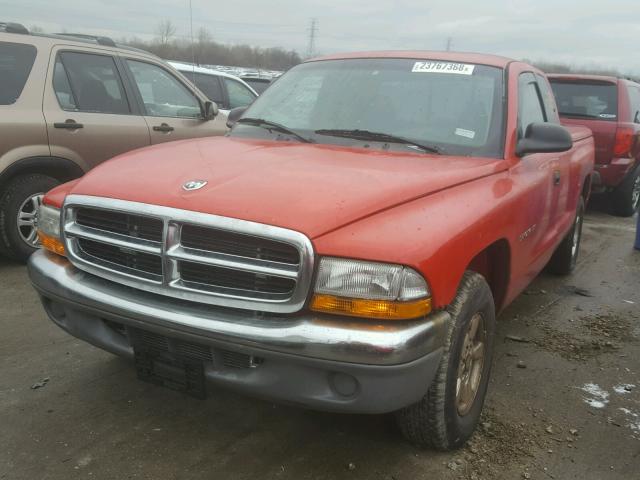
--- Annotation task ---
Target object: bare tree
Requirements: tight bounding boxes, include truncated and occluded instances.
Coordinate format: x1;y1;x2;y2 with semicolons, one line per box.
193;27;213;64
197;27;212;45
155;20;176;47
125;35;301;71
30;25;44;33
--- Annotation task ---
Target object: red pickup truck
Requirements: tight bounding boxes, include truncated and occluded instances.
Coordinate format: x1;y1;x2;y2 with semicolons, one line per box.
28;52;594;450
548;74;640;216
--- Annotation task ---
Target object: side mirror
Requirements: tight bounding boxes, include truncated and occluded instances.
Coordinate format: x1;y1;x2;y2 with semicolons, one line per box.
516;123;573;157
203;100;218;120
226;106;248;129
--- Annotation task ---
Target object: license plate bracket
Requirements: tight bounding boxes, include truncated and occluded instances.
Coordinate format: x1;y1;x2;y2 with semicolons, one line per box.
134;348;206;399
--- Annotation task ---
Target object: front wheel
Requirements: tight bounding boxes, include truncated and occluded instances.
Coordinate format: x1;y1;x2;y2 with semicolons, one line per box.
395;271;496;450
0;174;60;262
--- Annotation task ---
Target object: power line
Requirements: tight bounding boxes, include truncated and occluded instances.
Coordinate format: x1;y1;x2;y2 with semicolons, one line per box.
307;18;318;58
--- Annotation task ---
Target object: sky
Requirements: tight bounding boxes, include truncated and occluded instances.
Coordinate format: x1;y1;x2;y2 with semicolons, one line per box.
4;0;640;74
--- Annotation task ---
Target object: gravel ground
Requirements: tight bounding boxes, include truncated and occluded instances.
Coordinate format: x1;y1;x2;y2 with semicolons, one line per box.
1;206;639;480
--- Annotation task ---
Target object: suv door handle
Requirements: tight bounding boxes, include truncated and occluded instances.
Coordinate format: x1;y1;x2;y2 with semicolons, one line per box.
553;170;561;186
153;123;174;133
54;120;83;129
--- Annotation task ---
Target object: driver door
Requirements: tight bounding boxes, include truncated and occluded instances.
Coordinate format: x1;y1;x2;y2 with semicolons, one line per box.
123;59;227;144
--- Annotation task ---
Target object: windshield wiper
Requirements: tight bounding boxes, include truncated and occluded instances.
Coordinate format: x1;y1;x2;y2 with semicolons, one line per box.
558;112;602;119
314;129;442;154
236;117;313;143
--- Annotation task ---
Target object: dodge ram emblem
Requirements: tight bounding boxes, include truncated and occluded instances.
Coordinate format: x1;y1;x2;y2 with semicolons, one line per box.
182;180;208;191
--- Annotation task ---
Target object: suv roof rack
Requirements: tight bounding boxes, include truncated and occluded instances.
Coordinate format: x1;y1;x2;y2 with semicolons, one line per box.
0;22;29;34
1;22;156;57
54;33;117;47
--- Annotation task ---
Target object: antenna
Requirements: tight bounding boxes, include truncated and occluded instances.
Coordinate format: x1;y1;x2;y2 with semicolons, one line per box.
307;18;318;58
189;0;196;71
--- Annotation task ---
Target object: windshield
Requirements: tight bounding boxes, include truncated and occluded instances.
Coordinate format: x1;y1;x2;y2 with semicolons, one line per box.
550;80;618;121
230;58;505;158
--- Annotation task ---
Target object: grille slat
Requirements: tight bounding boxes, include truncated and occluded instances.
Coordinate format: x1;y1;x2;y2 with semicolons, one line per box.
76;208;163;242
78;238;163;280
64;198;312;312
179;260;296;295
181;225;299;265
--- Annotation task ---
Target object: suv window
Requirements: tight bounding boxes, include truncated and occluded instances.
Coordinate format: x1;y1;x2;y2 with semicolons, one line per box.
127;60;201;118
0;42;37;105
549;80;618;121
54;52;130;114
627;84;640;124
183;71;224;106
518;73;546;138
243;78;271;94
223;78;256;109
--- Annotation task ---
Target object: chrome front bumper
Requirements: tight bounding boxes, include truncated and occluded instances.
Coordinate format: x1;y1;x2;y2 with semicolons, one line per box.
28;250;448;413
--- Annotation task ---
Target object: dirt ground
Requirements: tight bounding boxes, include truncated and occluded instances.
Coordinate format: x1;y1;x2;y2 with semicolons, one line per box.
1;204;639;480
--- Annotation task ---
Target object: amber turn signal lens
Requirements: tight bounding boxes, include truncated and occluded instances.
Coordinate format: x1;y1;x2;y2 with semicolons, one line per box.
38;232;66;257
310;294;432;320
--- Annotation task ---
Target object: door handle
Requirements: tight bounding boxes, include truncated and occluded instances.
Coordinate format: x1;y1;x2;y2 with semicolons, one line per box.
153;123;174;133
553;170;561;186
54;119;83;129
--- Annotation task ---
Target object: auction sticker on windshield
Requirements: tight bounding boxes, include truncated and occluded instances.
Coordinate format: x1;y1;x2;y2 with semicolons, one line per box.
412;61;475;75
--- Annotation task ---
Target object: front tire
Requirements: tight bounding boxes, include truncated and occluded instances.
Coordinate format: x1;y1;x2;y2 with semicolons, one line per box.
0;174;60;262
611;165;640;217
395;271;496;450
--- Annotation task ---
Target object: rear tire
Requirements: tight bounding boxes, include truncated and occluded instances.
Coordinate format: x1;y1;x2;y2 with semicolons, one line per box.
395;271;496;450
548;196;585;275
0;174;60;262
611;166;640;217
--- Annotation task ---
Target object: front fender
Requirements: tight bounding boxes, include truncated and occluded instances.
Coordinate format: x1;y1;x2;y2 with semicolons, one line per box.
312;172;517;309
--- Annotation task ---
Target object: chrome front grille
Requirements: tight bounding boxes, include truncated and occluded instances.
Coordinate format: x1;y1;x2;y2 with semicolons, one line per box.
62;195;314;313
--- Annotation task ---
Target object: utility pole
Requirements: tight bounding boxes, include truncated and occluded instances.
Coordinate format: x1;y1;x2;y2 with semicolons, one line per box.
446;37;453;52
307;18;318;58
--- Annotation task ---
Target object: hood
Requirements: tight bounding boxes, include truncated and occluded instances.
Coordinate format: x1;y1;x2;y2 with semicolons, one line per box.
69;137;504;239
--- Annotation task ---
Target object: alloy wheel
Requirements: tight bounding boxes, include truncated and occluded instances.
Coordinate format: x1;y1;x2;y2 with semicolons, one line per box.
571;205;584;259
17;193;44;247
456;312;486;416
632;175;640;211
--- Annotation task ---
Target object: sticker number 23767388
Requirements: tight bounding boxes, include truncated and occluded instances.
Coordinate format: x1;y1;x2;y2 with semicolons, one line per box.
412;61;475;75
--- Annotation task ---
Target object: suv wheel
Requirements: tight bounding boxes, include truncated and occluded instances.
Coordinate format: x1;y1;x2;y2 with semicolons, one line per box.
611;166;640;217
0;174;60;262
395;272;496;450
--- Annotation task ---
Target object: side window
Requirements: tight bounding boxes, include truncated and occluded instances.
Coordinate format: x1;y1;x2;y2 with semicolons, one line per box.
0;42;37;105
535;74;560;124
223;78;257;109
54;52;130;114
518;72;546;138
53;59;77;109
627;85;640;124
189;72;225;107
127;60;201;118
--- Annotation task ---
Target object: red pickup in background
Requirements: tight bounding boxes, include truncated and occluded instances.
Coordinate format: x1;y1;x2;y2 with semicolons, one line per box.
549;74;640;216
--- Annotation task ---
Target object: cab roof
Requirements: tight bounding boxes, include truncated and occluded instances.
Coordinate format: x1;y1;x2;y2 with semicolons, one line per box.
307;50;515;69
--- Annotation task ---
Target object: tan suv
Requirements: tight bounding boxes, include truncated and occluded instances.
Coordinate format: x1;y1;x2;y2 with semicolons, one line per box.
0;23;227;261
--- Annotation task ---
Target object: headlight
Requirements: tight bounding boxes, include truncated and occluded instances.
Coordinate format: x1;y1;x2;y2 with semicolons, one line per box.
310;257;431;320
37;205;65;256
